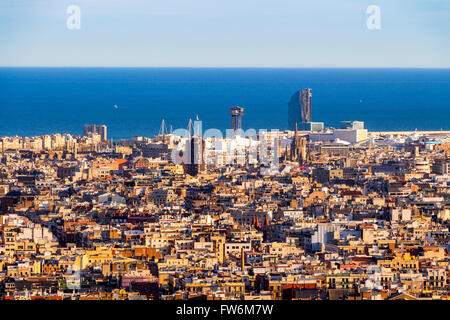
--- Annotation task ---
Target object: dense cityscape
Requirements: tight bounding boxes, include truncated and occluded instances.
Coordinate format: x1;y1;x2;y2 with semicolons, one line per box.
0;89;449;300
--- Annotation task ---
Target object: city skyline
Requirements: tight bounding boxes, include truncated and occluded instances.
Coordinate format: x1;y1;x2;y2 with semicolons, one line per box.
1;114;450;301
0;0;450;305
1;68;449;140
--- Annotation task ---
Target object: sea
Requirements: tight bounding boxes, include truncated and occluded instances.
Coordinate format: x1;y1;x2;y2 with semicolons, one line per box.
0;68;449;140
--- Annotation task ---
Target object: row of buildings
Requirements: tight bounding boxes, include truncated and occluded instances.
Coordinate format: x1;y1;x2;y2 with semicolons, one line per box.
0;124;449;300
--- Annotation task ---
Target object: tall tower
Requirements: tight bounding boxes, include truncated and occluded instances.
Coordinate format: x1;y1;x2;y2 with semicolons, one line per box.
184;135;205;176
299;89;312;123
159;119;168;144
230;106;244;132
288;89;312;130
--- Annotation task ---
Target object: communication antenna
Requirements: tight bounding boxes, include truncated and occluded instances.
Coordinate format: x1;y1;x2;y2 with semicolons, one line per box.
159;119;169;144
187;119;193;138
159;119;168;136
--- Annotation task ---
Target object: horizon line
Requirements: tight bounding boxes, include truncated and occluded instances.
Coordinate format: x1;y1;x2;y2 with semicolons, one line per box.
1;66;450;70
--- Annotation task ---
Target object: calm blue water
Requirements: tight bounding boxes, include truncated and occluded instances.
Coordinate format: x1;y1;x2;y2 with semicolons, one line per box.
0;68;449;140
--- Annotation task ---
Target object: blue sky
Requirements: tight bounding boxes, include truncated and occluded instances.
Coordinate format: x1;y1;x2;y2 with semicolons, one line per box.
0;0;449;67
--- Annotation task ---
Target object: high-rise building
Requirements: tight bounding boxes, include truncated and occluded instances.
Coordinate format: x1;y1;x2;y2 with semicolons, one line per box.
288;89;312;130
183;135;205;176
83;124;107;141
